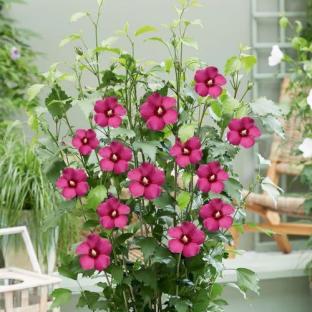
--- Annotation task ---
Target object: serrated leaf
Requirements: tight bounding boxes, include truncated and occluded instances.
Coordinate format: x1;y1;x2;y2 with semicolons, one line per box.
133;141;159;162
178;124;195;142
135;25;157;36
224;56;241;75
261;177;283;204
109;265;123;284
181;37;198;50
51;288;72;308
110;127;136;139
86;185;107;210
27;84;45;101
241;54;257;72
236;268;260;295
133;268;157;290
70;12;88;22
59;33;81;47
177;191;191;210
250;97;282;116
45;85;72;119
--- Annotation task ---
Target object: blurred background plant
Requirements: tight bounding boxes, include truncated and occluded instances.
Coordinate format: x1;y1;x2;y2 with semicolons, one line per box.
0;0;39;126
0;0;80;270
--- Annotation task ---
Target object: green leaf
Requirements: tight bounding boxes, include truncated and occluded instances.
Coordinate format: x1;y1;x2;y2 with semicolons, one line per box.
110;127;136;139
222;96;240;114
241;54;257;72
133;268;157;290
133;141;159;162
279;16;289;29
109;265;123;284
224;56;241;75
236;268;260;295
250;97;282;116
262;115;284;138
86;185;107;210
181;37;198;50
45;85;72;119
171;298;192;312
135;25;157;36
178;124;195;142
27;84;45;101
261;177;283;204
70;12;88;22
177;191;191;210
59;33;81;47
145;37;168;47
224;178;242;202
136;237;158;260
51;288;72;308
77;291;100;309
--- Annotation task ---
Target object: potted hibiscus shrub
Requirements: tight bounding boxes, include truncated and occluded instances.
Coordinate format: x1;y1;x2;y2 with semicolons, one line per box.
28;0;280;311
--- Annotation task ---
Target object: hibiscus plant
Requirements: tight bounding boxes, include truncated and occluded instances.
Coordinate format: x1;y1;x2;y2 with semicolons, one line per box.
28;0;281;311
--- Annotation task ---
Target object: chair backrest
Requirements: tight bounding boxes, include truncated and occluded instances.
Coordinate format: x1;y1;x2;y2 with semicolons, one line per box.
268;78;307;176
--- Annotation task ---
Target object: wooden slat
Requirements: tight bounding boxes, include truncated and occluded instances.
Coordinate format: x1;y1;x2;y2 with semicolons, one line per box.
4;291;13;312
21;289;29;306
244;223;312;236
39;286;48;312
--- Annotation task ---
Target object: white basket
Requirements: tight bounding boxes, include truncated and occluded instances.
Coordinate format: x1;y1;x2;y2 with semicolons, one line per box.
0;227;61;312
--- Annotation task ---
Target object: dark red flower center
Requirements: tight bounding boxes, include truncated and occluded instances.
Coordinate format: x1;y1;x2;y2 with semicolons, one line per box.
155;106;165;117
111;209;118;218
89;248;98;258
110;153;119;162
207;79;214;86
141;176;150;186
213;210;223;220
208;174;217;182
180;235;189;244
240;129;248;137
82;137;89;144
69;180;76;187
106;109;114;117
182;147;191;155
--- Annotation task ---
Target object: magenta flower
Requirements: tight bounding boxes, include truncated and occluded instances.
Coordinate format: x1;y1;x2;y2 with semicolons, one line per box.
168;222;205;258
128;163;165;200
76;234;112;271
169;136;202;168
199;199;235;232
94;97;126;128
227;117;261;148
97;197;130;229
99;141;132;174
10;47;21;61
140;93;178;131
194;66;226;98
72;129;99;156
56;168;89;200
196;161;229;193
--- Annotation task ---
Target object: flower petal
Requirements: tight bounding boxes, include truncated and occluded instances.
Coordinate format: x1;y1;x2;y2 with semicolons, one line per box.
114;215;128;228
100;216;115;229
210;181;224;193
195;83;209;97
240;137;255;148
197;178;211;192
144;184;162;200
163;109;178;125
208;85;222;98
219;216;233;229
182;243;200;257
79;256;94;270
147;116;166;131
203;217;219;232
168;227;182;239
94;255;111;271
100;159;115;172
168;239;184;254
129;182;145;197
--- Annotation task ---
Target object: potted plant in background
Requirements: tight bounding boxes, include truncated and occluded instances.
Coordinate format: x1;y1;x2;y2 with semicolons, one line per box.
29;0;283;310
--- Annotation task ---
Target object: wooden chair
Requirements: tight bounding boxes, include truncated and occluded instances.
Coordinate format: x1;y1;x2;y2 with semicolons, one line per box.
232;78;312;253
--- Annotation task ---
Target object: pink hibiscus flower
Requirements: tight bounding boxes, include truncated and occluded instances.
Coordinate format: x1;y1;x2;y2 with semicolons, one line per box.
196;161;229;193
97;197;130;229
140;93;178;131
127;163;165;200
94;97;126;128
169;136;202;168
99;141;132;174
76;234;112;271
194;66;226;98
199;198;235;232
168;222;205;258
227;117;261;148
56;168;89;200
72;129;99;156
